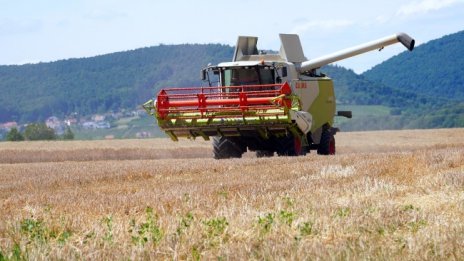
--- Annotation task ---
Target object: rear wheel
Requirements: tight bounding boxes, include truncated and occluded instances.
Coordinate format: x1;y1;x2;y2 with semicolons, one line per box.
317;130;335;155
213;136;244;159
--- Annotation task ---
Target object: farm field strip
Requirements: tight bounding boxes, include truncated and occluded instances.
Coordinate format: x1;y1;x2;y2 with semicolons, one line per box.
0;128;463;259
0;128;462;163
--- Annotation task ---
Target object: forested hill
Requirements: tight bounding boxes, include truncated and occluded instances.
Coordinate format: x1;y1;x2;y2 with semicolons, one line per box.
363;30;464;100
0;44;234;122
324;65;463;129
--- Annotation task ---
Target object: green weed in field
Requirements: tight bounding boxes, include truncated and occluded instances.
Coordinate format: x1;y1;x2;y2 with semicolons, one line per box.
298;221;314;237
20;218;47;243
278;210;295;227
129;207;163;246
102;216;113;244
257;213;275;234
202;217;229;247
176;212;194;236
0;243;25;261
203;217;228;238
334;207;351;218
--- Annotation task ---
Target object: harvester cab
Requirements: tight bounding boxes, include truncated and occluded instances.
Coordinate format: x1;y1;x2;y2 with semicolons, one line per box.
144;33;414;159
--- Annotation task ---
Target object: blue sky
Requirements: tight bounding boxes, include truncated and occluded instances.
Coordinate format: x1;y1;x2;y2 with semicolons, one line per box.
1;0;463;73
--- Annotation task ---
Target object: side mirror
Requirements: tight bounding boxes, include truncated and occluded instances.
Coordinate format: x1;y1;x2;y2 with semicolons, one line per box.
200;69;207;81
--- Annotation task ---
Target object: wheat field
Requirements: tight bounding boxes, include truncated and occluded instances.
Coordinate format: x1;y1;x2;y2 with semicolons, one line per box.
0;128;463;260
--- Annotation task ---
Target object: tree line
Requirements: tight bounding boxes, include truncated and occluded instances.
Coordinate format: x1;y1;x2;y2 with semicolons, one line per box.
5;124;74;141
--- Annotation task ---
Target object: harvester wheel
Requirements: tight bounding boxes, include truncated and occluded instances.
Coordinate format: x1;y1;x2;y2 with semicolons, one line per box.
276;136;306;156
256;150;274;158
317;130;335;155
213;136;244;159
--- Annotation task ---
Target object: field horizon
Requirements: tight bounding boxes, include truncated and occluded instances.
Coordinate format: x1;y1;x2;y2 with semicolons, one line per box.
1;128;463;259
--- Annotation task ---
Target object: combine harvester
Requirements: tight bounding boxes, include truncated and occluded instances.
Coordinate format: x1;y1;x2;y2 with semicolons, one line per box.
144;33;414;159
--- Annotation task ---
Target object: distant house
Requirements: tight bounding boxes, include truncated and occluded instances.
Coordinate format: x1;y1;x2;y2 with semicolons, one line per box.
82;121;98;129
111;112;123;119
45;116;65;135
96;121;110;129
82;121;111;129
136;131;152;138
45;117;61;129
0;122;18;131
92;115;106;122
65;118;78;126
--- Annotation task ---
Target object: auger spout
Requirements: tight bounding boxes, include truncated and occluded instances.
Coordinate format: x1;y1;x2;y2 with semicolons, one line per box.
298;33;415;72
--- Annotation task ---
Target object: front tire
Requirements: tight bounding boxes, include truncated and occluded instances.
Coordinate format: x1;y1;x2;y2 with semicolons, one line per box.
213;136;244;159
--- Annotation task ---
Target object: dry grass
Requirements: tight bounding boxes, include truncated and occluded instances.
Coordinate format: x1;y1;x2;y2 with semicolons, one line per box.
0;128;463;260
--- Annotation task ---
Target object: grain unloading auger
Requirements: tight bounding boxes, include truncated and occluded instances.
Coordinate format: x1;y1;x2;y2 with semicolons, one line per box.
144;33;415;159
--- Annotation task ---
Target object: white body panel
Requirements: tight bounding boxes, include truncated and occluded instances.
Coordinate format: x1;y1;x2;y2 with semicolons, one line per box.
290;110;313;134
294;80;320;111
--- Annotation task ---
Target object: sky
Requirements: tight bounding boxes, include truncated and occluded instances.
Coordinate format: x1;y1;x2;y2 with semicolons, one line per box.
0;0;463;73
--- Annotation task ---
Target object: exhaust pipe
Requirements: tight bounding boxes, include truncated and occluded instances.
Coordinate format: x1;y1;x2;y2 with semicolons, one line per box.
337;111;352;118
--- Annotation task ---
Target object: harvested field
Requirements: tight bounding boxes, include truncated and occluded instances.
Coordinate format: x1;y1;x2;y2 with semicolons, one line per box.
0;128;463;260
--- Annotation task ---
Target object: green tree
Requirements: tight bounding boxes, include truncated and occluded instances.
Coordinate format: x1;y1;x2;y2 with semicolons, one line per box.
24;123;56;141
62;126;74;140
6;127;24;141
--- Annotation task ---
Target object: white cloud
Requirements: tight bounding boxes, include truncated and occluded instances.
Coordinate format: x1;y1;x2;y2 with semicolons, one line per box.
291;20;354;35
397;0;464;16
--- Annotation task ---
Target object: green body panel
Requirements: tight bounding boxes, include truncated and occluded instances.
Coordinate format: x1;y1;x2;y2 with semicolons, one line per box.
308;78;335;132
